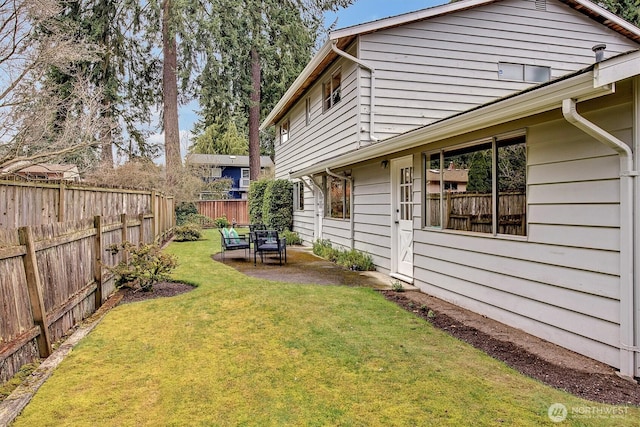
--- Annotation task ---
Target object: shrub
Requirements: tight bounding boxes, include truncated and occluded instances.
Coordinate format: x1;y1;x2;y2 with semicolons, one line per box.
175;202;198;225
313;239;335;259
312;239;375;271
336;249;375;271
281;229;302;245
107;242;177;292
262;179;293;231
214;215;230;228
249;180;269;224
183;213;215;228
174;223;202;241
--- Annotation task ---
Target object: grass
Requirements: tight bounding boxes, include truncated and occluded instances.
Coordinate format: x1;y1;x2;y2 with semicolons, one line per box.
12;229;640;426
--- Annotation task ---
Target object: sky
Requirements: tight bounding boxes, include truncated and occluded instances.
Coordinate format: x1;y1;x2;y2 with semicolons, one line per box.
147;0;448;164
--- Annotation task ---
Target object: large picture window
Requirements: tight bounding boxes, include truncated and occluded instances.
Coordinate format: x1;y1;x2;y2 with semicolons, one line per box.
325;174;350;219
424;133;526;236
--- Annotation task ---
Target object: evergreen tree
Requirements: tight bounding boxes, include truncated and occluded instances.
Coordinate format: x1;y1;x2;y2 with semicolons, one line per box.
197;0;353;181
599;0;640;27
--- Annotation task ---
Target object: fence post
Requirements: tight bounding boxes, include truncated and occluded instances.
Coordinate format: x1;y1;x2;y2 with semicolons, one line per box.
121;213;128;244
93;216;103;308
18;226;52;358
58;183;66;222
151;191;157;243
138;213;145;246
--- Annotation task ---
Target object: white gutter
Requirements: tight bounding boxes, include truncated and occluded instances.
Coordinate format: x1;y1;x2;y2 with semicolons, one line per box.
330;41;379;143
325;167;355;249
562;97;639;380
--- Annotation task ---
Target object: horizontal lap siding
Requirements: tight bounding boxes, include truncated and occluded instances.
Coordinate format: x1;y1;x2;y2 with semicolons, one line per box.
293;190;315;245
275;53;360;179
353;164;392;272
414;97;632;368
358;0;638;140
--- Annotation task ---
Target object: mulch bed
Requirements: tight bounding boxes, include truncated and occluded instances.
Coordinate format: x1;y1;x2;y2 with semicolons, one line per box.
381;290;640;406
118;281;195;305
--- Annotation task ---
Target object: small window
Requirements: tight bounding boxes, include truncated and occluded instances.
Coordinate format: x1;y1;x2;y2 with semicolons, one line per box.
323;70;341;112
499;62;550;83
280;119;290;144
325;173;350;219
294;182;304;211
210;167;222;178
240;168;250;188
305;98;311;126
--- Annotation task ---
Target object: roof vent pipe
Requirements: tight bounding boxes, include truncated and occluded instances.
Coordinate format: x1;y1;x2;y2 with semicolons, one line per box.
592;44;606;63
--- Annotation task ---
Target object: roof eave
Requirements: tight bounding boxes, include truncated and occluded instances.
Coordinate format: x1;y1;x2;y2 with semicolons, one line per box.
289;57;634;179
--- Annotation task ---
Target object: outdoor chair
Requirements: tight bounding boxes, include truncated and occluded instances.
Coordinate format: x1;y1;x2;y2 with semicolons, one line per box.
252;229;287;266
219;228;251;261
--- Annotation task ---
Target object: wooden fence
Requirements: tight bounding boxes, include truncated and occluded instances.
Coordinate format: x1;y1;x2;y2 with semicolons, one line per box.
197;200;249;225
0;181;175;385
428;192;526;235
0;180;173;236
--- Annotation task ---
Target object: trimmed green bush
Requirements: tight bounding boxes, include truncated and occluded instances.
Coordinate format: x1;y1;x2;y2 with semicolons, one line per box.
214;215;230;228
174;223;202;241
107;242;177;292
262;179;293;231
249;180;269;224
175;202;198;226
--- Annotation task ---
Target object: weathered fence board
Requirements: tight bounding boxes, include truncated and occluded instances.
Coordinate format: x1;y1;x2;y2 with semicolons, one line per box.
0;183;175;385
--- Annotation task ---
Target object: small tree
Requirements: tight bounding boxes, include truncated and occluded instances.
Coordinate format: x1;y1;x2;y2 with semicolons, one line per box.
262;179;293;231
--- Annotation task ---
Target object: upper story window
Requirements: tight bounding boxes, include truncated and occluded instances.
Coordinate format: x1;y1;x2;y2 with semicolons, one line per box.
209;166;222;178
424;133;527;236
323;70;341;112
498;63;550;83
280;119;290;144
305;97;311;126
240;168;250;188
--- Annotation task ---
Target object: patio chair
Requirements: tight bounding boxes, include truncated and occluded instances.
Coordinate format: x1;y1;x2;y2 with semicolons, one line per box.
219;228;250;261
252;229;287;266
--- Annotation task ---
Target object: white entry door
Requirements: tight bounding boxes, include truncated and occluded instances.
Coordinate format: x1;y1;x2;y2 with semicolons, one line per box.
391;156;414;281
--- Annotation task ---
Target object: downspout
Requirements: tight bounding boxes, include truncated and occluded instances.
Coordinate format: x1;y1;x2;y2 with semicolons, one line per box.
634;76;640;379
562;97;639;379
331;41;379;144
326;167;355;249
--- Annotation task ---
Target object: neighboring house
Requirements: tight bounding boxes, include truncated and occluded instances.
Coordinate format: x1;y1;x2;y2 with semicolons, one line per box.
261;0;640;377
14;164;80;182
186;154;274;199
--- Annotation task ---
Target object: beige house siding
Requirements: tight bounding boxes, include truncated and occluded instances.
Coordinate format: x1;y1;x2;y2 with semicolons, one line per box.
274;44;361;180
411;87;633;368
355;0;638;141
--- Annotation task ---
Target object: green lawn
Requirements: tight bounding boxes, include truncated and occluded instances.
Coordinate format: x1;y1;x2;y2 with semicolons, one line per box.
13;229;640;426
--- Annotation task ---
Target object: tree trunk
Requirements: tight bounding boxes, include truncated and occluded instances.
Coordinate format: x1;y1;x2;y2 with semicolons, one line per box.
249;46;261;181
100;101;113;167
162;0;181;180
